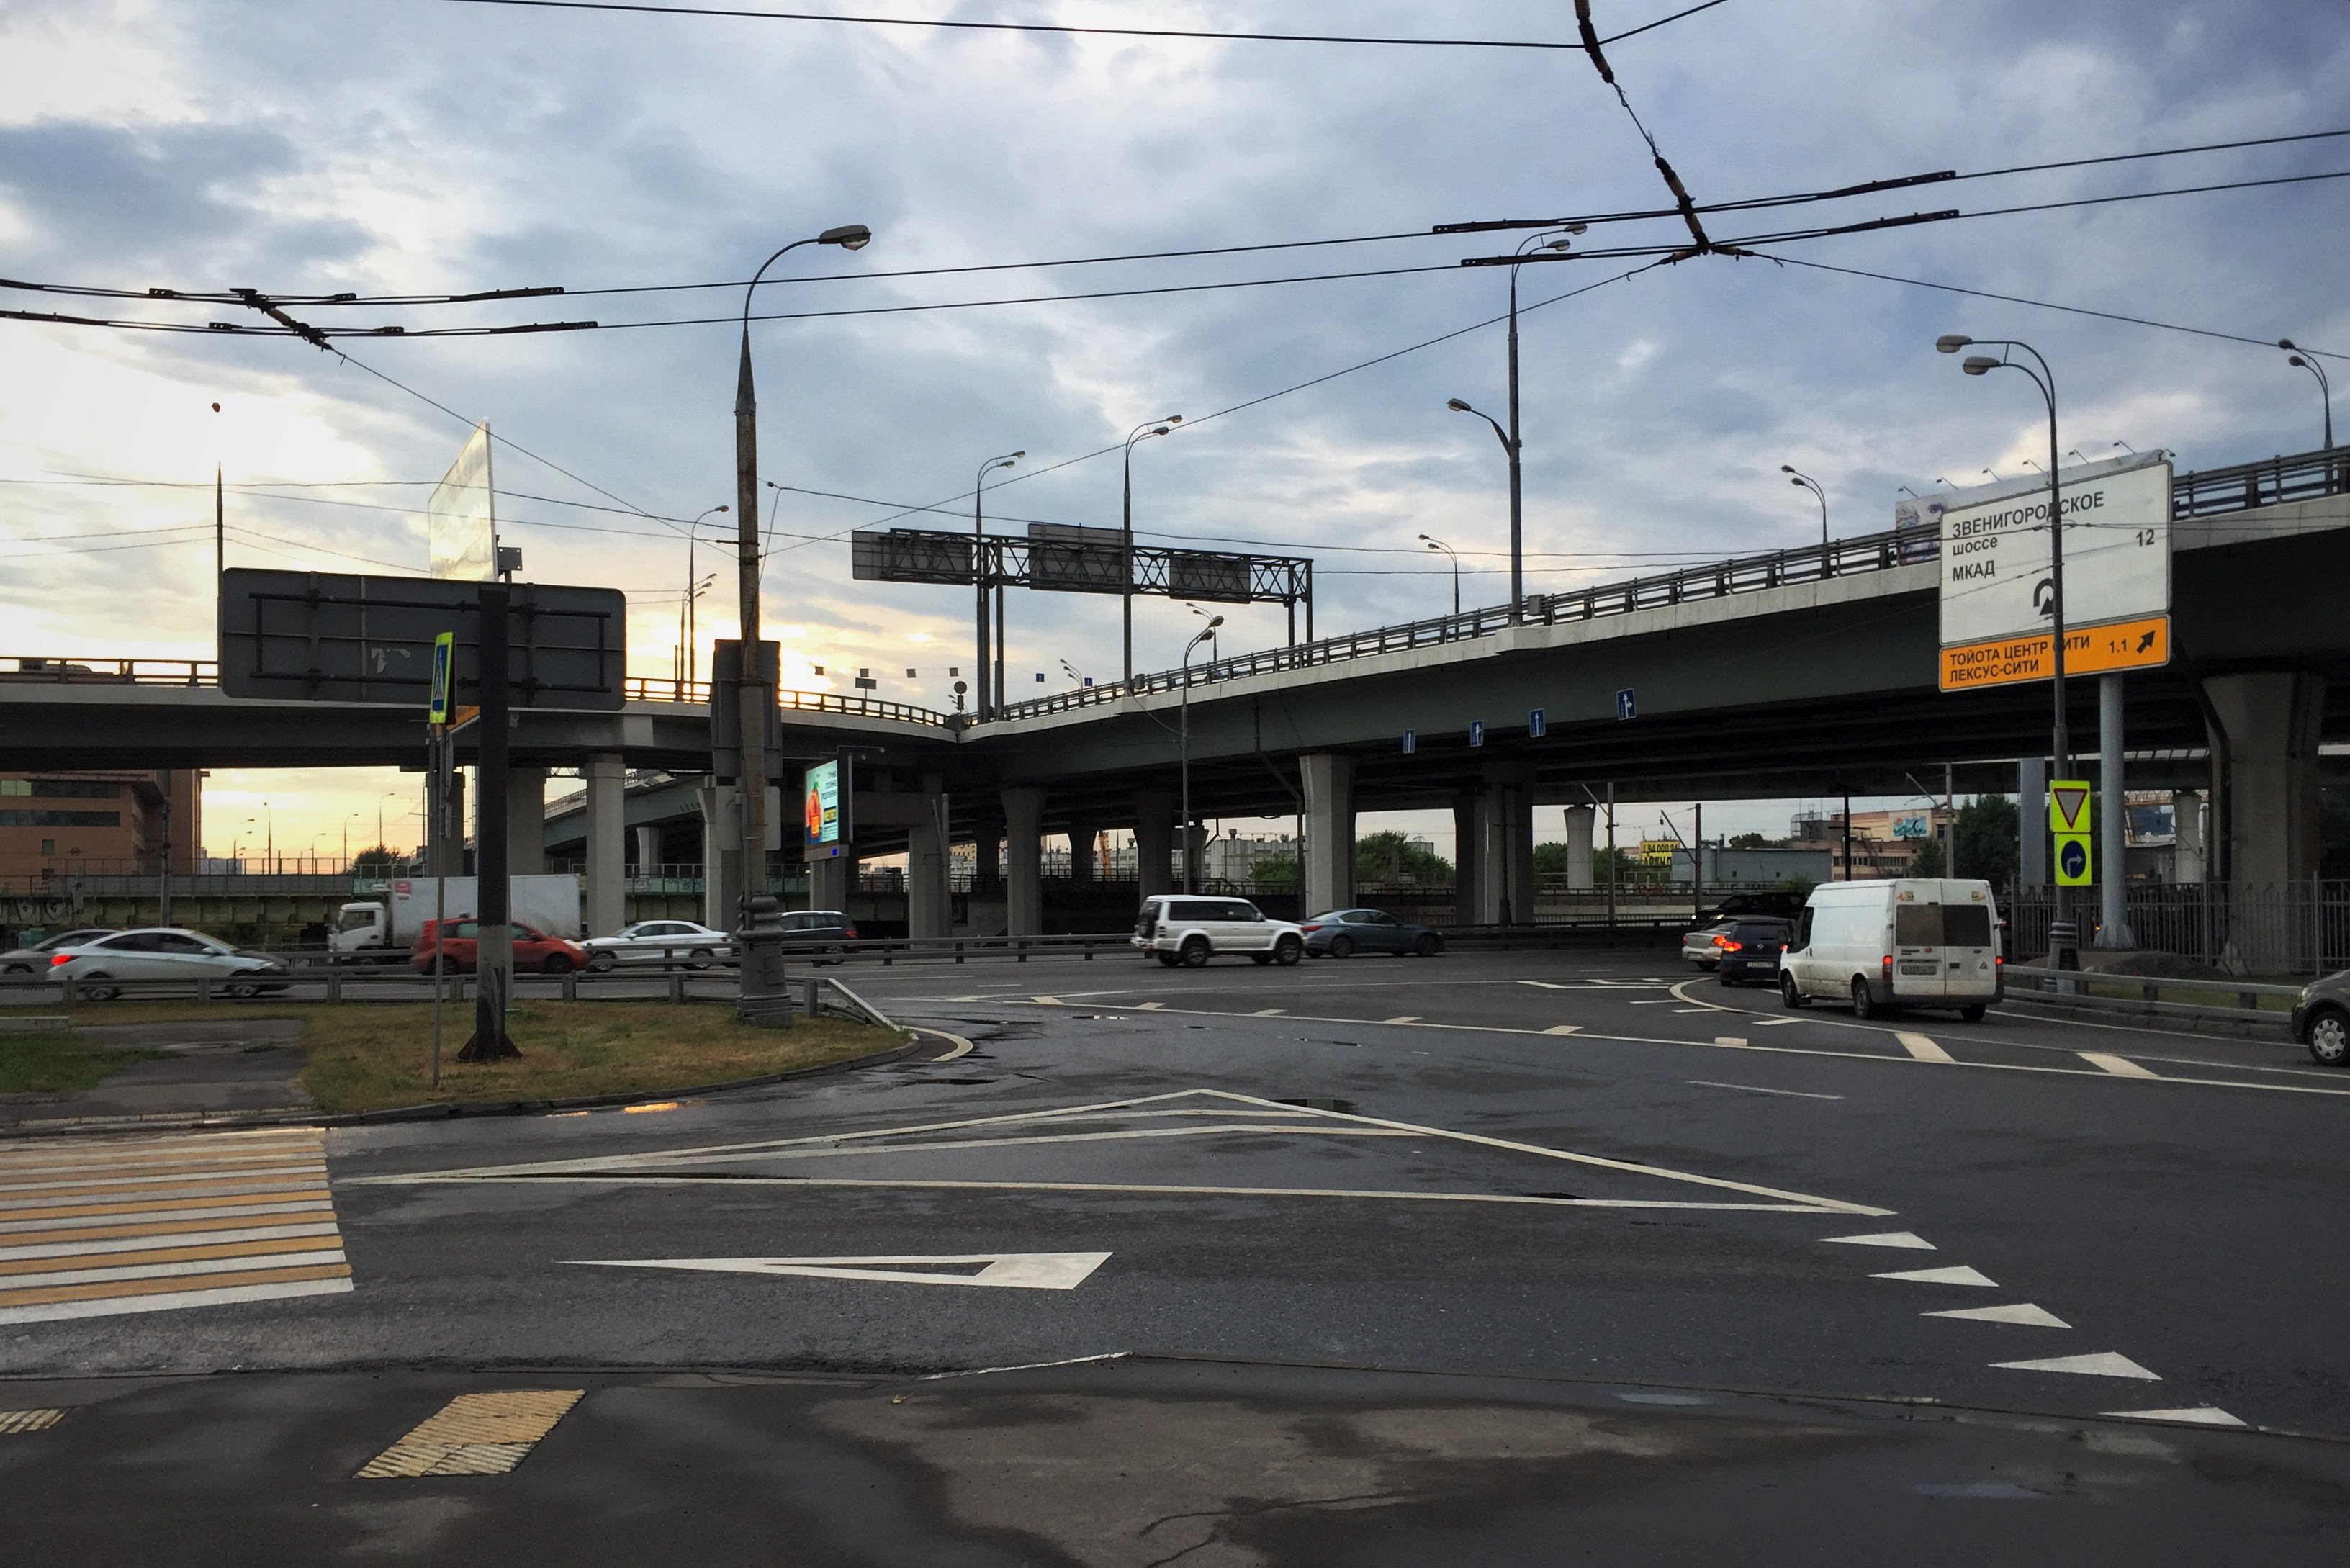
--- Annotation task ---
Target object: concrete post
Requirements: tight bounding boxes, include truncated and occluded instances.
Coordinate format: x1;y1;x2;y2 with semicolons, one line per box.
1003;786;1045;936
632;824;662;875
1301;753;1354;915
1134;789;1175;897
973;822;1001;891
1182;821;1207;893
907;784;952;940
506;767;547;878
2018;756;2047;890
582;753;625;937
1562;805;1595;891
1067;820;1099;884
2097;675;2133;947
2204;671;2326;904
1452;796;1482;924
2171;790;2206;884
698;783;740;929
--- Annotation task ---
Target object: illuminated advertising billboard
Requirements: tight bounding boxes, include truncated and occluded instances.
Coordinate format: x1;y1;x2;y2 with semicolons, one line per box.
803;758;850;855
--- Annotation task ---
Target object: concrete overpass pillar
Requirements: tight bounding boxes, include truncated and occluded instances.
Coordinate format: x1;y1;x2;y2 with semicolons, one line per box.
582;754;626;937
1134;789;1175;898
1477;763;1536;925
1452;796;1481;924
1067;820;1099;884
506;767;547;878
907;779;952;941
632;824;662;874
698;783;740;929
973;820;1001;891
1003;786;1045;936
1562;805;1595;891
2205;671;2326;906
1302;754;1354;916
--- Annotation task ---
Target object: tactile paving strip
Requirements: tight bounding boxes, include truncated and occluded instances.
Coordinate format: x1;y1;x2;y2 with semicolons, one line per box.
354;1389;585;1478
0;1408;66;1434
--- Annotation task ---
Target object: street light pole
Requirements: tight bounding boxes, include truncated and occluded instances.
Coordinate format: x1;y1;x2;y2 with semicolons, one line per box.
1418;533;1460;616
1781;466;1828;550
1940;333;2069;936
685;503;727;691
2279;339;2334;449
1446;397;1516;611
1179;617;1223;895
973;451;1024;720
734;222;870;927
1122;415;1181;684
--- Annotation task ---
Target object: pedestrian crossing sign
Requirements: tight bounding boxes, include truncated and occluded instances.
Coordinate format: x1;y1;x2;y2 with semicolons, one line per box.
2049;780;2093;834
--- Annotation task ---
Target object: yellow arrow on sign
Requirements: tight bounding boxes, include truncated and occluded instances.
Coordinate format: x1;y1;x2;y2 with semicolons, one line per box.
2049;781;2094;834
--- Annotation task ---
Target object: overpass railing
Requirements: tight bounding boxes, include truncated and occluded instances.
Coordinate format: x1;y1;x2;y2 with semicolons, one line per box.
988;441;2349;724
0;657;950;726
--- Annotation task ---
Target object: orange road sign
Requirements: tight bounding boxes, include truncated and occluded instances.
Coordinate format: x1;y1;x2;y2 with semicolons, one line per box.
1939;615;2169;692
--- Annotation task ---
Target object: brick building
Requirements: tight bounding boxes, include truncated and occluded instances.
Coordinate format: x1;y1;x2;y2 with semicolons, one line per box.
0;771;201;888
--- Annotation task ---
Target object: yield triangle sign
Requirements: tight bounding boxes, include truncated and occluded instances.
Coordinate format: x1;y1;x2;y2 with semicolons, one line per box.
565;1251;1112;1290
2049;782;2093;834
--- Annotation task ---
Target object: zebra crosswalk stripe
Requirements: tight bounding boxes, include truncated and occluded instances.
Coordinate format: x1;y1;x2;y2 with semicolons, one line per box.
0;1130;351;1325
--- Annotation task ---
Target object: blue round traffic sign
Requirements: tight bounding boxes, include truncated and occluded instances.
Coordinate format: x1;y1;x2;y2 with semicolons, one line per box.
2059;837;2089;880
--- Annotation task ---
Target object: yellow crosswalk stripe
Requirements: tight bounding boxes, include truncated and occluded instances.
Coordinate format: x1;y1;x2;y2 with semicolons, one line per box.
356;1390;586;1478
0;1131;351;1325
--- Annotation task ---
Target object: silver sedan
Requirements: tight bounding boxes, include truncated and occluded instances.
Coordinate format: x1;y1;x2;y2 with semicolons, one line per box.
580;919;734;973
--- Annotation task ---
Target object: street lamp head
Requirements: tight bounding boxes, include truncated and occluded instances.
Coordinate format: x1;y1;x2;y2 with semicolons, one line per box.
1541;238;1574;252
1788;476;1806;487
1935;334;1973;354
1150;425;1171;438
1563;222;1589;235
713;504;728;513
2278;338;2298;351
1207;614;1223;630
818;224;873;251
1778;464;1795;474
1446;397;1472;413
1961;356;2000;376
2289;354;2309;369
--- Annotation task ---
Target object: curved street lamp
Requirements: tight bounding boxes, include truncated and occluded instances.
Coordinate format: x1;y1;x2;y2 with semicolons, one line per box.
1937;332;2076;939
1179;616;1223;894
683;503;728;689
1780;465;1828;551
731;222;870;918
1417;533;1460;617
1122;415;1181;683
2279;338;2335;449
973;451;1024;720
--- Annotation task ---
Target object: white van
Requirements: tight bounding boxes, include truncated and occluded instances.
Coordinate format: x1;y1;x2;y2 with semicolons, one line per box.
1132;895;1305;968
1779;878;2002;1021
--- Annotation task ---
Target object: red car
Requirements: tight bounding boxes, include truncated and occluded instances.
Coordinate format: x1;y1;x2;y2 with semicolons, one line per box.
412;919;590;976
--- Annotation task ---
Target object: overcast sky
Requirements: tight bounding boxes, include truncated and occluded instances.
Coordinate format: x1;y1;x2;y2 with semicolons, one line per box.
4;0;2344;859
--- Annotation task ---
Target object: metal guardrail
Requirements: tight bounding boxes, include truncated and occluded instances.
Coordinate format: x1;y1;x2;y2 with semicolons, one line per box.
989;443;2349;723
1999;963;2302;1023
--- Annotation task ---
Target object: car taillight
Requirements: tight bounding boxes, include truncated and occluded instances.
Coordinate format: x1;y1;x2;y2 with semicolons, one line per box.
1719;940;1743;952
1882;955;1894;982
845;925;860;940
50;952;73;966
1301;923;1323;933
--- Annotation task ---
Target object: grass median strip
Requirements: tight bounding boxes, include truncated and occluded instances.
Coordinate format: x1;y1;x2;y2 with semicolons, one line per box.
30;1000;906;1114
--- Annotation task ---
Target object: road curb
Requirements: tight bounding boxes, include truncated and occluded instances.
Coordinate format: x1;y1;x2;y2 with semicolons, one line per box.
0;1026;954;1140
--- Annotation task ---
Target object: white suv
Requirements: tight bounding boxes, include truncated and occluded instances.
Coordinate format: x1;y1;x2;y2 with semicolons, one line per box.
1133;896;1305;968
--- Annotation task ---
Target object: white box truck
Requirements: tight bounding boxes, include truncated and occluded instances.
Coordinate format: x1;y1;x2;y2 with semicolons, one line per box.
1779;878;2002;1021
328;875;582;963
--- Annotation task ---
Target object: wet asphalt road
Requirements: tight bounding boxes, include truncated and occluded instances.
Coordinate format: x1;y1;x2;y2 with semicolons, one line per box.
4;945;2346;1559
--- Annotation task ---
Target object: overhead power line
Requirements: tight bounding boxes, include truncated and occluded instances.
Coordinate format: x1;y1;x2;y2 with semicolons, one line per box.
429;0;1727;51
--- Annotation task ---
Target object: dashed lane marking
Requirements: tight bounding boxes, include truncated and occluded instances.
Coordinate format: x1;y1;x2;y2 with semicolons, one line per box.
355;1389;584;1478
0;1130;351;1325
1927;1302;2071;1328
1711;1035;1748;1047
1895;1032;1954;1064
1991;1352;2160;1380
1872;1264;1998;1287
1822;1231;1934;1250
1381;1015;1420;1024
1686;1081;1840;1101
2079;1051;2159;1079
1251;1009;1287;1017
1751;1017;1801;1026
1543;1024;1582;1035
0;1408;65;1434
2102;1406;2245;1427
1136;1002;1164;1010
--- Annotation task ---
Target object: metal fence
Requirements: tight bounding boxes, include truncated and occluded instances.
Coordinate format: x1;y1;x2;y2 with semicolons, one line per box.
2006;879;2350;978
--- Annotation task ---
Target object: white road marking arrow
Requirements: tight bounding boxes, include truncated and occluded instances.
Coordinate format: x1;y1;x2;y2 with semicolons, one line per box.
1927;1302;2071;1328
1822;1231;1935;1250
2101;1406;2244;1427
1993;1351;2160;1380
1872;1264;1998;1287
566;1251;1112;1290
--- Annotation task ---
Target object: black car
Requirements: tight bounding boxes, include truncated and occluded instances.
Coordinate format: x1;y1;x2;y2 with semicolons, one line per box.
1300;909;1444;958
777;909;860;965
1714;919;1793;986
1698;890;1807;926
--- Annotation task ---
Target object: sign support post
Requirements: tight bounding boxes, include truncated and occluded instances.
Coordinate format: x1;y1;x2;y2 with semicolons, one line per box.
2099;674;2134;948
459;583;517;1061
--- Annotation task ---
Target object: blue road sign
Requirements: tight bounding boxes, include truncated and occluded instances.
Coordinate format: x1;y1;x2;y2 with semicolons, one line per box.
1529;707;1546;738
1401;729;1416;754
1469;721;1485;747
1616;688;1637;720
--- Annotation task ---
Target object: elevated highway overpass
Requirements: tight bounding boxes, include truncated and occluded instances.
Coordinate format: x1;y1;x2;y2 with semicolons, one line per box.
9;446;2345;937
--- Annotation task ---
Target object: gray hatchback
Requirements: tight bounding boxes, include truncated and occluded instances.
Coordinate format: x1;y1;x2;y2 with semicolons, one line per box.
2294;970;2350;1066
